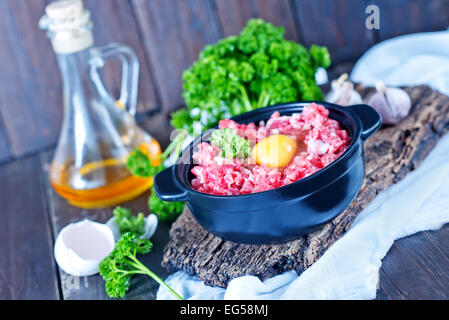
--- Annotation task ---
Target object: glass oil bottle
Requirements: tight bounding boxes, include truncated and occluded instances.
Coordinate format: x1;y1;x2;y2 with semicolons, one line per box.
40;0;160;208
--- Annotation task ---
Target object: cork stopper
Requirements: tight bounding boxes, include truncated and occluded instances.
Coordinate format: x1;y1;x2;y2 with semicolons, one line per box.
45;0;84;22
39;0;94;54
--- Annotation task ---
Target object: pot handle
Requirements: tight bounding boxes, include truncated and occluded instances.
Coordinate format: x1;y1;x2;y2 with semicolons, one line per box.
153;166;188;202
347;104;382;141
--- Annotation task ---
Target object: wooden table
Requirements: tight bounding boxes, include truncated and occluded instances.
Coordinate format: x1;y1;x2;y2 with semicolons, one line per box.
2;61;449;300
2;0;449;301
1;116;449;301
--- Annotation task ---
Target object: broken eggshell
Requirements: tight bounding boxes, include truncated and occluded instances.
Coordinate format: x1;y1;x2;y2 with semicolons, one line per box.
54;219;115;277
367;81;412;125
105;214;158;242
54;215;159;277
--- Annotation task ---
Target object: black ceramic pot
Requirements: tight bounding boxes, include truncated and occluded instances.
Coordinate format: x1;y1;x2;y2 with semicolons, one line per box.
154;102;381;244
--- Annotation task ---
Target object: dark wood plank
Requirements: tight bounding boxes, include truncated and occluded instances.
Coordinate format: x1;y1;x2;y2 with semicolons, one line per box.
40;150;172;300
374;0;449;41
376;270;405;300
0;156;60;299
0;123;10;163
0;0;62;157
425;224;449;258
381;231;449;299
85;0;159;114
291;0;376;62
131;0;223;112
215;0;300;41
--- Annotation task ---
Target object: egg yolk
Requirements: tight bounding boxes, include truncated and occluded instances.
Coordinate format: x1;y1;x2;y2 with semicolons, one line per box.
252;134;297;168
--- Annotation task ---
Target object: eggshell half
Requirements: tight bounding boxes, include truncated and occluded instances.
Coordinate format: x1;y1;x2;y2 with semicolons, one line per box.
54;219;115;276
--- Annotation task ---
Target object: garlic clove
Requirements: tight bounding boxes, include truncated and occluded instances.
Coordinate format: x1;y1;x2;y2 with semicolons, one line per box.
367;81;412;125
385;87;412;122
141;214;158;240
325;73;363;106
54;220;115;277
367;84;390;123
104;217;120;242
105;214;158;242
315;67;329;86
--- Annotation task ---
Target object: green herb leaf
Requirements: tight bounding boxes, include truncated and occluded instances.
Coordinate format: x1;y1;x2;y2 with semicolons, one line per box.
310;44;331;69
148;187;185;223
125;141;185;223
99;232;183;300
210;128;250;159
126;149;164;178
113;206;146;237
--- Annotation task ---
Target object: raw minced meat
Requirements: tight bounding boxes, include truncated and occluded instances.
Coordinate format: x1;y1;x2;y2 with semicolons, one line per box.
191;103;350;195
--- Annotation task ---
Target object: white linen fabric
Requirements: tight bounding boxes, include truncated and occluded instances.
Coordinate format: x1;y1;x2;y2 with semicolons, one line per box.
351;30;449;96
158;30;449;300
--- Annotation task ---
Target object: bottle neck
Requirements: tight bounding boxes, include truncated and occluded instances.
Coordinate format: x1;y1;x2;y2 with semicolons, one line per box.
56;47;93;92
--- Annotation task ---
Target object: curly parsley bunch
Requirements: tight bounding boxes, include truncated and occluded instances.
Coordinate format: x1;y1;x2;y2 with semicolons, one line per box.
171;19;331;135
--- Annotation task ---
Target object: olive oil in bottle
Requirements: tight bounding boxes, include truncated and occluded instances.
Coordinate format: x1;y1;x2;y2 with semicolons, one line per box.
40;0;159;208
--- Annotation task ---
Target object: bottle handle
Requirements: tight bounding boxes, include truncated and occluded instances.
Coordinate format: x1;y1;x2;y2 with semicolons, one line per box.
93;43;140;117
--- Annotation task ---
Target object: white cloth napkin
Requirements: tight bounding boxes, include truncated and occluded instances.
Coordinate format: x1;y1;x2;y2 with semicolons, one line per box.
351;30;449;96
158;30;449;300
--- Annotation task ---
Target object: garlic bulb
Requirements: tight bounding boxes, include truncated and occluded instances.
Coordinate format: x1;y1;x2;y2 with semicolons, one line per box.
367;81;412;125
325;73;363;106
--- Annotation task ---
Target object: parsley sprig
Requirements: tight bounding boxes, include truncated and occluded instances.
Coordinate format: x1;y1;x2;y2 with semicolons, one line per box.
126;132;186;178
99;232;183;300
126;133;186;222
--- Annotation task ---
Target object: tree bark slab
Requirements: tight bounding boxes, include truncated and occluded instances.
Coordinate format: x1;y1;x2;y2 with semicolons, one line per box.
161;85;449;288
